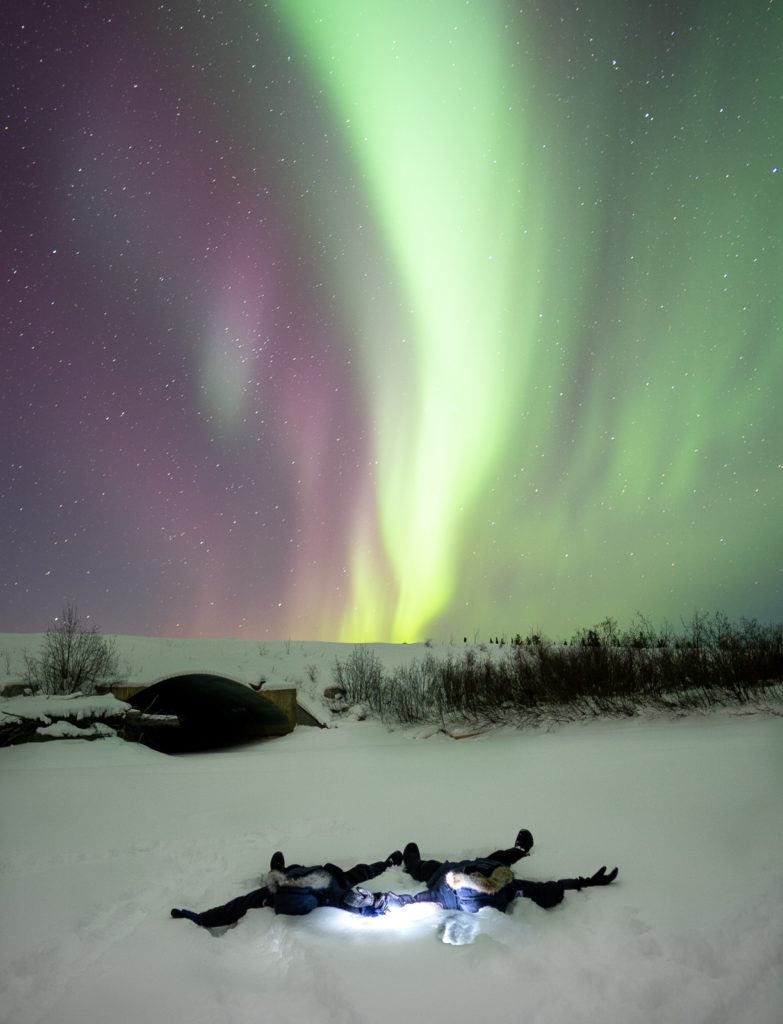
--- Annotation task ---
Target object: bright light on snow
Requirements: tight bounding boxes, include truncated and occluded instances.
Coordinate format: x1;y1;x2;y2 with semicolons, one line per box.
306;902;441;944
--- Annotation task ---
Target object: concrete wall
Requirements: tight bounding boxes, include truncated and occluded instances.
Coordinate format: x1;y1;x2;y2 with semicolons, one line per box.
112;684;146;702
259;688;298;729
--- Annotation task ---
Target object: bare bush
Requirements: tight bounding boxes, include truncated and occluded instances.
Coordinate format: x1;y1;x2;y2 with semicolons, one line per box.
330;614;783;727
333;646;384;707
24;603;119;695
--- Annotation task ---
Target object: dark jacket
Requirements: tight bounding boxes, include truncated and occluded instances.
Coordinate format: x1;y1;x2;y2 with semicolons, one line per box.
421;858;568;913
423;858;521;913
255;861;404;918
267;863;354;915
172;856;403;928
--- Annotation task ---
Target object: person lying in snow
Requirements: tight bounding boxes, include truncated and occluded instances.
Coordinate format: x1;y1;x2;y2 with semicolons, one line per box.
402;829;619;912
171;849;413;927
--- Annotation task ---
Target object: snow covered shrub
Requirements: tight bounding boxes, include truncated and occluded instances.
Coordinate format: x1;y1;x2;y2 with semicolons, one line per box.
332;646;384;707
385;657;442;722
23;603;119;695
671;612;783;701
332;616;783;728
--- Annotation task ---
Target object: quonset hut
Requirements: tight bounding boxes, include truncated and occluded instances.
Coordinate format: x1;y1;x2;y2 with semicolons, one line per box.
126;673;291;753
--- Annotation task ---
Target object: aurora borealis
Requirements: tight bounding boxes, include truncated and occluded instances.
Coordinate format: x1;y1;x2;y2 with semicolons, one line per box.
3;1;781;642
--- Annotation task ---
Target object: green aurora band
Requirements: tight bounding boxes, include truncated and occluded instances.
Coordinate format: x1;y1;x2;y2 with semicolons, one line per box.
275;1;544;641
273;1;781;642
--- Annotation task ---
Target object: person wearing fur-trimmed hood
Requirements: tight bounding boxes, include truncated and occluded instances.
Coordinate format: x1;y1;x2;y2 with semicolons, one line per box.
171;849;413;928
402;829;618;913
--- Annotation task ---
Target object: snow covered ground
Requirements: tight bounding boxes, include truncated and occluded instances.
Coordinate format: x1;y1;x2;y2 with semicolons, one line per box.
0;633;442;703
0;636;782;1023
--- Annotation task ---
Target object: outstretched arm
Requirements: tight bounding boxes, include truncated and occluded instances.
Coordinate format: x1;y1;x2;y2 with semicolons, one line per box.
340;886;419;917
515;866;618;910
515;879;566;909
342;850;403;887
560;866;619;891
171;885;272;929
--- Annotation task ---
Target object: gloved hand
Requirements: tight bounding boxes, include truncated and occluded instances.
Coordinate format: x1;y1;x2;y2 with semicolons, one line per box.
343;887;405;916
385;891;417;909
343;887;375;909
386;849;403;867
563;866;619;890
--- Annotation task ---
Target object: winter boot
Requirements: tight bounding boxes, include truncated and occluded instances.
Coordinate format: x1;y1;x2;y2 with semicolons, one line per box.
402;842;420;869
515;829;534;855
270;851;285;871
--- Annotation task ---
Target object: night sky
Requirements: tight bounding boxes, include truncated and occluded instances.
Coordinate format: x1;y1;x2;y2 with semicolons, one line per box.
3;1;781;642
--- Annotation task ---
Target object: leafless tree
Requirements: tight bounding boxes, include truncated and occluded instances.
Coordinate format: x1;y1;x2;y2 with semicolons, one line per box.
24;603;119;695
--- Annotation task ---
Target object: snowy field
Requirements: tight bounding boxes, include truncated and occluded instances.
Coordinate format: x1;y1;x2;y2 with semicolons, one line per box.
1;637;782;1023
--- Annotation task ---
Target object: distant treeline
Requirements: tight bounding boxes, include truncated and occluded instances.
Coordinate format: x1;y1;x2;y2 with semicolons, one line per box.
332;613;783;726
